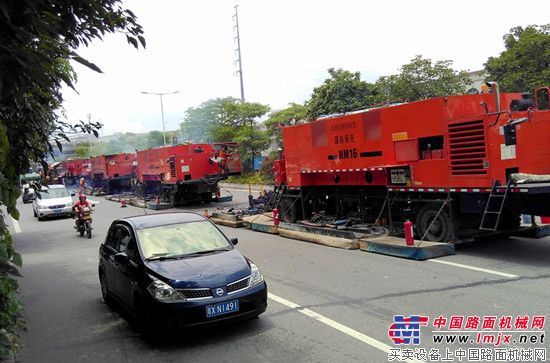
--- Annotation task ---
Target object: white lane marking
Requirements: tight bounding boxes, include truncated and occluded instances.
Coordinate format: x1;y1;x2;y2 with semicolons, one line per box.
428;259;518;278
268;293;422;363
11;216;22;233
268;292;301;309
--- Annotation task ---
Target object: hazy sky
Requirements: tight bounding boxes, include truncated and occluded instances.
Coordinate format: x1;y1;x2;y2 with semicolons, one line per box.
61;0;550;136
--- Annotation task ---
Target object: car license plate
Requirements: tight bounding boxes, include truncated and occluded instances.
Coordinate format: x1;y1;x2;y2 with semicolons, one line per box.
206;300;239;318
53;209;63;213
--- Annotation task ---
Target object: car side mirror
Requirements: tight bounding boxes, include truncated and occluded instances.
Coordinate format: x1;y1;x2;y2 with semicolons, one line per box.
114;252;129;264
229;238;238;245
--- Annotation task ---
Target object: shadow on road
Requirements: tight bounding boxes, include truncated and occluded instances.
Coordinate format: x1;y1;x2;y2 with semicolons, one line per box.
105;299;274;352
455;236;550;268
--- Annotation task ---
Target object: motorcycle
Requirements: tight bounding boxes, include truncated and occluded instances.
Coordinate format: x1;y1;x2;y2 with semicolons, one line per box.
75;206;93;238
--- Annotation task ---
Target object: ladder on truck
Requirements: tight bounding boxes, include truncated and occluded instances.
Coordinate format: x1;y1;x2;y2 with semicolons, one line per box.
479;179;513;231
264;183;286;211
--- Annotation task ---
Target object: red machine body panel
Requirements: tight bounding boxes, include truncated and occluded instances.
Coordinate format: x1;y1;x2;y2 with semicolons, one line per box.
91;153;136;179
63;159;91;177
279;93;550;189
136;142;241;184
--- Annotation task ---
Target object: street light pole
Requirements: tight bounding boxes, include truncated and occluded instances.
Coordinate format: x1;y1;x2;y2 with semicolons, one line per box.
141;90;179;146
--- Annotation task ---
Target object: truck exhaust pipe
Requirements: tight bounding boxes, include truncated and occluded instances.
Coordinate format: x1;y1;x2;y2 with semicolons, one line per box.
485;82;501;113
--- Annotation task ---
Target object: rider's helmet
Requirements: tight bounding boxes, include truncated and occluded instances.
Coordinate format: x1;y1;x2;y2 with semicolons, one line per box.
79;194;87;203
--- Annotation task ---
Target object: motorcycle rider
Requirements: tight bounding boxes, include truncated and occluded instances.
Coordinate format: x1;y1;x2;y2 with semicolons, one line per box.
73;194;91;229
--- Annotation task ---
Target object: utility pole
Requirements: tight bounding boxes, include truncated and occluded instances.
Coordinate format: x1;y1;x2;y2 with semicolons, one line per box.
141;91;179;146
233;5;245;102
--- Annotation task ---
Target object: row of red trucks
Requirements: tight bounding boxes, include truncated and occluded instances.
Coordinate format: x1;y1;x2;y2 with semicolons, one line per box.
51;142;240;205
273;85;550;242
51;84;550;243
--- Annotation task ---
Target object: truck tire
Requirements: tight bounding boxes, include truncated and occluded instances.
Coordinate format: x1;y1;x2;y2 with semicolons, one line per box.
416;204;453;242
280;197;300;223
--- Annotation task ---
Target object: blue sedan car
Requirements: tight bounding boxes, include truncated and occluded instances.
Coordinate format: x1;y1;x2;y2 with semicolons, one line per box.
98;213;267;331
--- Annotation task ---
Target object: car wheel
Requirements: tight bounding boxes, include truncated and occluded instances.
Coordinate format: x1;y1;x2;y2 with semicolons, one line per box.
37;216;44;221
134;295;156;335
99;272;113;306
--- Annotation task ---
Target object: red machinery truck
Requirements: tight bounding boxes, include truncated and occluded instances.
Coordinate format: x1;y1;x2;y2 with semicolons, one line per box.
62;158;91;186
135;142;240;205
273;85;550;242
91;153;136;194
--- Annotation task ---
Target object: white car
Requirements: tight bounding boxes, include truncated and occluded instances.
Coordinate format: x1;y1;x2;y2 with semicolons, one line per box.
33;185;74;221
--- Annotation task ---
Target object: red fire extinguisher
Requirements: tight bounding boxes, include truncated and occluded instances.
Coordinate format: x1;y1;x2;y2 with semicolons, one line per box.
273;208;280;226
404;220;414;246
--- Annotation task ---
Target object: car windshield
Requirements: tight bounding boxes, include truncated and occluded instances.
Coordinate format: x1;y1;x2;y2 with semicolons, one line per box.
137;221;231;260
40;188;70;199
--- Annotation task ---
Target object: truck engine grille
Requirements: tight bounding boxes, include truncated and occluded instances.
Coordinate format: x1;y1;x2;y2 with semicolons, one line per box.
448;120;487;176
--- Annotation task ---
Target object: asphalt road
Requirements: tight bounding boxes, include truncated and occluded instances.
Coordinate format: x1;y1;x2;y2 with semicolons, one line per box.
10;190;550;362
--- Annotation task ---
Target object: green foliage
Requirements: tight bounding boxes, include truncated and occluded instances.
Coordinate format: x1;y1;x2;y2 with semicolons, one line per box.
0;0;144;358
234;126;271;173
179;98;271;173
73;130;178;158
225;172;273;185
306;68;378;119
180;97;270;143
374;56;469;102
264;103;307;147
485;25;550;92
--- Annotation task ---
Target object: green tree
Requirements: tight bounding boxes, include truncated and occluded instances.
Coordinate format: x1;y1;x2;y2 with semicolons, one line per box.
234;126;271;173
146;130;166;148
485;25;550;92
306;68;378;119
264;103;307;147
179;97;270;143
0;0;143;358
180;98;232;142
179;98;270;172
75;142;93;158
375;56;469;102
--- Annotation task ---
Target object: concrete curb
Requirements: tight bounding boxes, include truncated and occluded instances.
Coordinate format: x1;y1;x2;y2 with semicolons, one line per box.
278;228;359;249
211;212;241;222
210;217;244;228
250;223;278;234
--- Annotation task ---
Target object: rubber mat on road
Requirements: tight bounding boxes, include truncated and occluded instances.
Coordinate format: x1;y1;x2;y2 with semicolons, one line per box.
359;237;455;260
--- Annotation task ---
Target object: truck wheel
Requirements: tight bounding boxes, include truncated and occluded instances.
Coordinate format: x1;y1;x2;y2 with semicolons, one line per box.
416;204;453;242
280;197;300;223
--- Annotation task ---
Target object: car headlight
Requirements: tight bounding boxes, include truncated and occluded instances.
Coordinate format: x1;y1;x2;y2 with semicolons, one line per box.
147;278;185;302
249;262;264;287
